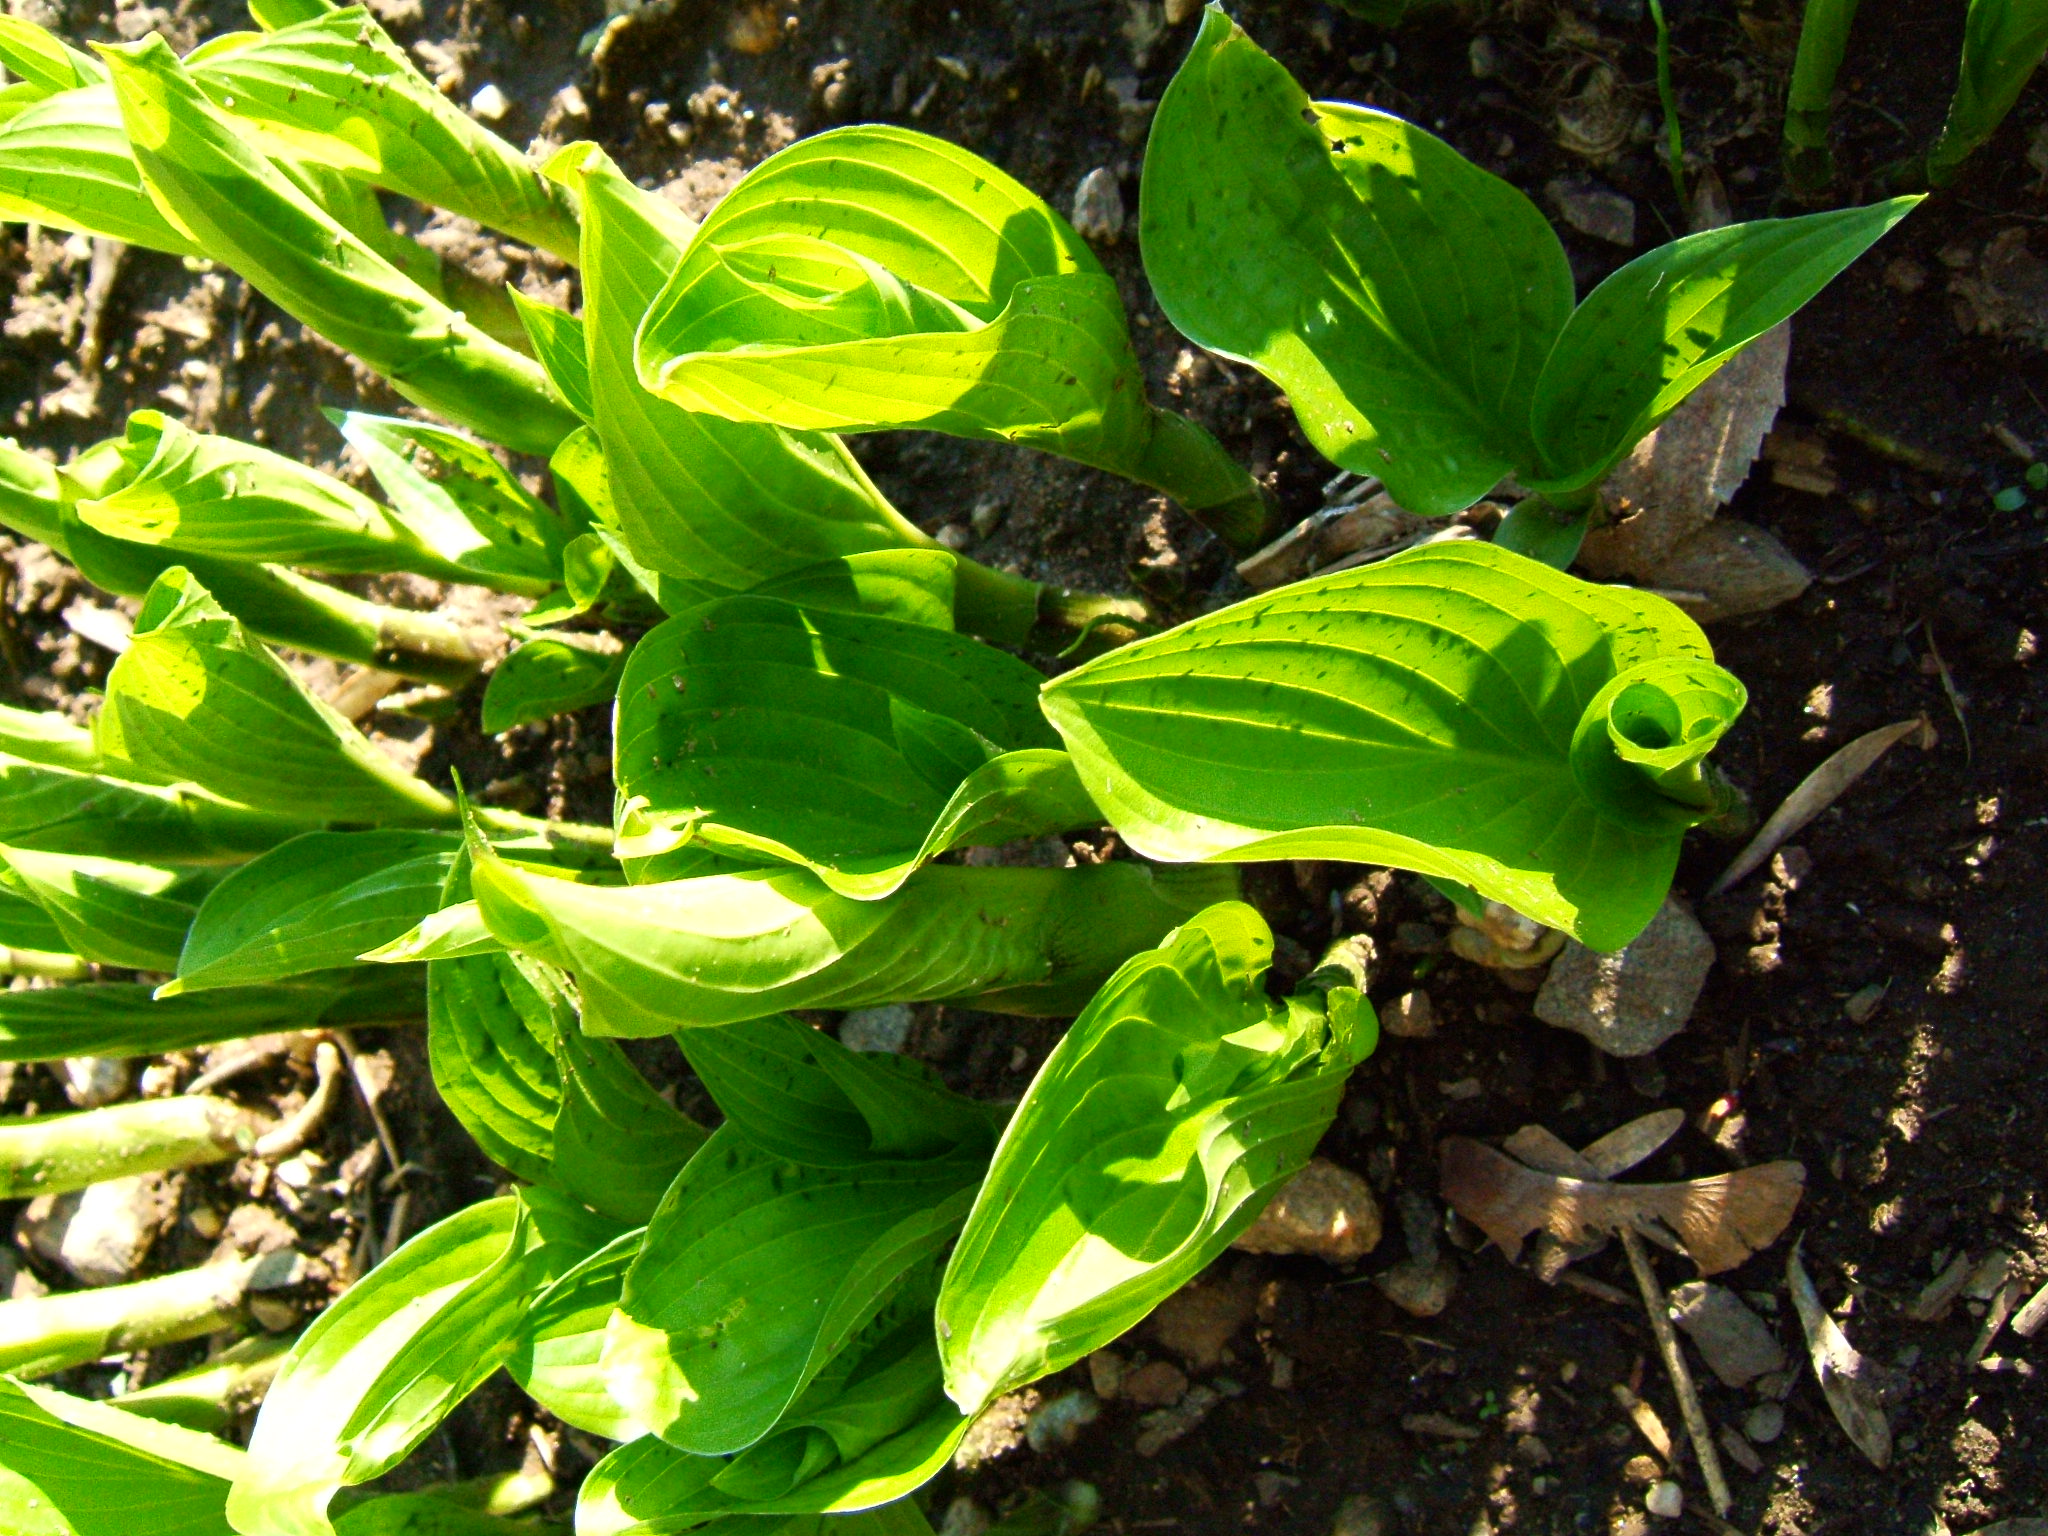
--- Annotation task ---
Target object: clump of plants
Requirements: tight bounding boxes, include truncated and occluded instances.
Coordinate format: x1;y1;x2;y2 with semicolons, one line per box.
0;3;1912;1532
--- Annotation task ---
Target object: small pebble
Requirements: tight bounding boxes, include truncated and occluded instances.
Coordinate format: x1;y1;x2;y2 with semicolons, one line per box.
1120;1359;1188;1407
1382;990;1436;1039
1330;1494;1390;1536
938;1497;990;1536
1645;1480;1683;1519
1743;1401;1785;1444
838;1004;912;1053
1025;1388;1099;1452
936;523;973;551
970;496;1006;537
60;1056;132;1109
1070;167;1126;244
468;83;510;121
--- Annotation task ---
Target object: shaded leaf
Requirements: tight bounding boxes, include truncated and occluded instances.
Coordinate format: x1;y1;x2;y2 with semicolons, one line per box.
482;635;626;735
1040;541;1744;951
0;1377;242;1536
1926;0;2048;184
937;902;1371;1412
510;292;594;423
614;594;1087;896
0;756;307;865
1140;9;1571;516
1786;1241;1893;1468
509;1228;647;1441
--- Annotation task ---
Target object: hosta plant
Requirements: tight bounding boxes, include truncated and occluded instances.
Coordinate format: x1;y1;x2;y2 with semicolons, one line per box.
1139;7;1917;559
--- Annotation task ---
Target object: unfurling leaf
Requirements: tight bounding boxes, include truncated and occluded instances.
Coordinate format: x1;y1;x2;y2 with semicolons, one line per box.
98;36;577;456
633;125;1268;547
94;568;454;827
1040;541;1745;951
614;594;1094;896
937;902;1372;1412
467;831;1238;1033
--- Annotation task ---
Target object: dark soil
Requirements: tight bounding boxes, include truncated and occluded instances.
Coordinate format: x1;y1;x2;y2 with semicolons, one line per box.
2;0;2043;1532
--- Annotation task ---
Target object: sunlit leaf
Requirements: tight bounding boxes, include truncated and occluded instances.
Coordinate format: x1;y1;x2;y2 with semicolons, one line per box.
482;634;626;735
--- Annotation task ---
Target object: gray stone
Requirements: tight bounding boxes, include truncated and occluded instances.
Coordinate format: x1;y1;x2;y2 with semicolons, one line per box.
1669;1281;1787;1388
1233;1158;1382;1264
1070;167;1126;245
938;1499;991;1536
1025;1388;1100;1452
1373;1255;1458;1318
838;1004;913;1053
1647;519;1813;625
16;1172;179;1285
1546;178;1636;246
59;1056;132;1108
1382;990;1436;1039
1534;897;1715;1057
1332;1494;1393;1536
1742;1402;1786;1444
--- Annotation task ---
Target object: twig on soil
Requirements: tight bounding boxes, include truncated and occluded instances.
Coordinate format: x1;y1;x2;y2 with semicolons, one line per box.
252;1040;343;1161
1922;626;1971;764
1620;1229;1733;1515
331;1028;402;1175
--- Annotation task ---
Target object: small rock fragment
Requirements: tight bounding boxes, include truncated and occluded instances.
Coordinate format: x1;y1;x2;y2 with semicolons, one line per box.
1151;1275;1256;1368
953;1389;1036;1471
1331;1494;1391;1536
1164;0;1201;21
1645;1480;1683;1519
1650;519;1814;624
468;83;510;122
1382;990;1436;1039
938;1497;991;1536
970;497;1006;538
1120;1360;1188;1407
1718;1423;1764;1473
1134;1383;1220;1457
1025;1389;1100;1452
1669;1281;1787;1388
1401;1411;1479;1440
935;523;973;552
1254;1470;1300;1506
1086;1349;1126;1399
16;1173;179;1285
1374;1256;1458;1318
249;1294;300;1332
838;1004;912;1053
59;1056;132;1108
1533;897;1715;1058
1743;1401;1785;1444
1514;1433;1553;1466
1233;1158;1382;1264
1070;168;1126;245
1546;178;1636;246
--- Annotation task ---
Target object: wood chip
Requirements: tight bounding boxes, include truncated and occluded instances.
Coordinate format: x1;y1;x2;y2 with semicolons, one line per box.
1710;719;1928;895
1611;1382;1674;1462
1440;1137;1805;1275
1786;1242;1891;1468
1400;1412;1481;1440
1907;1250;1974;1321
2010;1280;2048;1338
1966;1280;2021;1370
1717;1424;1763;1474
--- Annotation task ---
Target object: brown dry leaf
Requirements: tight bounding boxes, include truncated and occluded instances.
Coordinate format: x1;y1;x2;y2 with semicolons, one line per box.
1786;1242;1892;1468
1710;718;1928;894
1439;1137;1804;1275
1579;1109;1687;1179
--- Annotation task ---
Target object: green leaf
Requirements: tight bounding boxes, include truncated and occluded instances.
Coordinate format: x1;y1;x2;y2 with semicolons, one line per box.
609;1058;984;1454
938;903;1371;1412
189;7;580;261
1140;8;1572;516
168;830;457;993
75;411;488;583
580;1343;968;1525
229;1196;541;1536
1491;496;1588;570
0;1377;242;1536
0;435;70;551
94;567;455;827
428;923;706;1220
548;145;963;619
1927;0;2048;184
614;594;1091;896
0;19;104;94
1527;199;1919;491
469;834;1239;1034
678;1013;995;1167
0;756;308;865
0;84;204;254
482;634;626;734
509;1228;647;1440
510;293;595;423
0;969;417;1061
333;412;567;592
1038;541;1745;951
0;846;197;970
98;37;577;457
0;705;110;777
746;551;958;629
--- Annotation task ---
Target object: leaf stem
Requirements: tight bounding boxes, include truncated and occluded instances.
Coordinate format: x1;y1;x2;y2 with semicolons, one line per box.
0;1256;272;1378
1783;0;1861;196
113;1331;295;1433
0;1095;266;1199
1648;0;1687;210
1132;408;1284;552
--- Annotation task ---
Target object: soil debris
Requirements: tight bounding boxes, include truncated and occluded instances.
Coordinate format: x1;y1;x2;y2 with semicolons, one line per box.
1532;897;1715;1058
1668;1280;1787;1388
1231;1157;1382;1264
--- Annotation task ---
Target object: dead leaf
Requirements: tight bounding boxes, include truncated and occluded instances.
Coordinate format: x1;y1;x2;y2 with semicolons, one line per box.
1579;1109;1687;1179
1710;719;1928;894
1440;1137;1804;1275
1786;1242;1892;1468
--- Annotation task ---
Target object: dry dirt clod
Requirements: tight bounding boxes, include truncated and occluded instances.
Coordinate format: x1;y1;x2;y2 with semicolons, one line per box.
1233;1158;1382;1264
1375;1255;1459;1317
1120;1359;1188;1407
1533;897;1715;1058
1382;990;1436;1038
1669;1281;1788;1388
1637;519;1814;625
1546;178;1636;246
1786;1241;1893;1468
1150;1273;1256;1368
1134;1382;1223;1457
